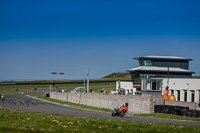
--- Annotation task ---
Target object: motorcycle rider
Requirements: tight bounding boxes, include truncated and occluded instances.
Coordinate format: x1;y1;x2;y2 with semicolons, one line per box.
118;103;128;109
115;103;128;113
1;94;5;102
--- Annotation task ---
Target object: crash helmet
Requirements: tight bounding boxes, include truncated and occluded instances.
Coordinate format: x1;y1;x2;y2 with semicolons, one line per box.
125;102;128;107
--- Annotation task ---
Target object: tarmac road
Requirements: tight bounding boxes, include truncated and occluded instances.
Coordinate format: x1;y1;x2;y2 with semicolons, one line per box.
0;95;200;127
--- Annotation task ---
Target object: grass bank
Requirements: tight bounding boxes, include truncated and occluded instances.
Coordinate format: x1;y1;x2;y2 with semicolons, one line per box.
0;108;200;133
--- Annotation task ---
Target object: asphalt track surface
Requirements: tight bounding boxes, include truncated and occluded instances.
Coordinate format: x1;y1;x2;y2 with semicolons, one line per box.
0;95;200;127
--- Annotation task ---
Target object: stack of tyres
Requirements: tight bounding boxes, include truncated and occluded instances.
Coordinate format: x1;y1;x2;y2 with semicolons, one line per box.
163;105;170;114
168;106;175;115
190;110;197;117
186;110;192;117
196;110;200;117
173;106;181;115
154;105;200;118
154;105;159;113
154;105;165;113
180;107;188;117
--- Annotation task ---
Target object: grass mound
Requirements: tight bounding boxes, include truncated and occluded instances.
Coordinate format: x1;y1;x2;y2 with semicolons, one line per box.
101;72;131;80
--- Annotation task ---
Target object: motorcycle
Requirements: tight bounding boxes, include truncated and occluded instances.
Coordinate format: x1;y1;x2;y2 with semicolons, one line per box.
112;103;128;117
1;94;5;102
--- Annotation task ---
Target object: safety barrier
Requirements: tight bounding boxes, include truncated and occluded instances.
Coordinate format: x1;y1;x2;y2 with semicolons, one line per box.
154;105;200;118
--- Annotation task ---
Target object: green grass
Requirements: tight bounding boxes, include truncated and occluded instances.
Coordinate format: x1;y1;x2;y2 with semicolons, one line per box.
65;87;116;93
0;82;115;91
0;108;200;133
0;84;50;91
131;113;200;122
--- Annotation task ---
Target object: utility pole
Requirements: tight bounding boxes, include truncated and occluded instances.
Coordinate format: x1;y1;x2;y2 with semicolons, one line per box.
167;66;169;86
51;69;90;92
83;74;86;88
87;68;90;93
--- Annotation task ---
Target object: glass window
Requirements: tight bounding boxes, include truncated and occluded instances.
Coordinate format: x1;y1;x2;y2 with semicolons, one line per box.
191;90;195;102
184;90;187;102
144;60;152;66
171;90;174;95
199;90;200;102
177;90;180;101
152;80;156;90
139;60;144;66
139;60;152;66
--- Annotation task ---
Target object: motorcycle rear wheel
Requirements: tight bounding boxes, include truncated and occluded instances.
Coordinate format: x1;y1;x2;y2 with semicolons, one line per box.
112;112;116;117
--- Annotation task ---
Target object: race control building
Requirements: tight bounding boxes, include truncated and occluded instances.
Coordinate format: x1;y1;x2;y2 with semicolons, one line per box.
117;55;200;104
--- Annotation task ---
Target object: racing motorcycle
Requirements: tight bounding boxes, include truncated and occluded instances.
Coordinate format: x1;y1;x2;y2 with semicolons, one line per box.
112;102;128;117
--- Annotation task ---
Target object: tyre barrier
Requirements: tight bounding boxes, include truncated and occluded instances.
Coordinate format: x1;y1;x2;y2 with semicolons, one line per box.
154;105;200;118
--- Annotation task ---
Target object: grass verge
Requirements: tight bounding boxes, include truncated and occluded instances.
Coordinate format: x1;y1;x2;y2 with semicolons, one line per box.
0;108;200;133
131;113;200;122
0;82;115;91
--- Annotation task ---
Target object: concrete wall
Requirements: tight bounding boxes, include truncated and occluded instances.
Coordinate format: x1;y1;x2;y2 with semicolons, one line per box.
50;92;197;113
50;92;165;114
50;92;67;101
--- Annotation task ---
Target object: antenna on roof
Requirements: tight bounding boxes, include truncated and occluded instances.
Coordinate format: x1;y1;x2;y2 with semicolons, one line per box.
167;66;169;86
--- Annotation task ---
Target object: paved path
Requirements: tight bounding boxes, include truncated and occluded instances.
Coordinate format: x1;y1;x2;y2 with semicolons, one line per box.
0;95;200;127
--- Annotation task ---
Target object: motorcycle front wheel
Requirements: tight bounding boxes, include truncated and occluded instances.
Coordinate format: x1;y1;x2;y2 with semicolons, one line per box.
120;110;126;117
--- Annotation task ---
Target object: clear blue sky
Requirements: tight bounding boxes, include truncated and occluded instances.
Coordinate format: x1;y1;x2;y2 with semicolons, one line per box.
0;0;200;81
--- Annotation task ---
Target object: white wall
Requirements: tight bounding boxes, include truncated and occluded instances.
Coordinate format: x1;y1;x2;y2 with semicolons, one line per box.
116;78;200;103
116;81;136;95
161;78;200;103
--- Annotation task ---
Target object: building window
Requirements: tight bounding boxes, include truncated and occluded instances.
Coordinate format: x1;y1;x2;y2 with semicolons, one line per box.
170;90;174;95
144;60;152;66
191;90;195;102
199;90;200;102
152;80;156;90
184;90;187;102
177;90;180;101
139;60;152;66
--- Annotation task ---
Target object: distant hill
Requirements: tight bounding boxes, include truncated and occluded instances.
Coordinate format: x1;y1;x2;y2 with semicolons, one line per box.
100;72;132;80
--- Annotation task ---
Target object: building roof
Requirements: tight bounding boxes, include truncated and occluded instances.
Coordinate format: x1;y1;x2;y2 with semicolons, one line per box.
127;66;194;73
134;55;192;61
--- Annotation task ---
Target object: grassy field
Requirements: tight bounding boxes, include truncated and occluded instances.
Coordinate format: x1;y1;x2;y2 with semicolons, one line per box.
64;86;116;94
0;82;115;91
132;113;200;122
0;108;200;133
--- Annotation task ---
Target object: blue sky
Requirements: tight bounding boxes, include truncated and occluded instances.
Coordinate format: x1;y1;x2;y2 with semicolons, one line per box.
0;0;200;81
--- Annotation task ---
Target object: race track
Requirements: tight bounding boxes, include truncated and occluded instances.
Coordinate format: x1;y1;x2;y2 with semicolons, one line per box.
0;95;200;127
